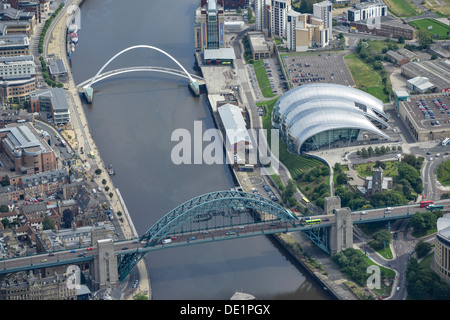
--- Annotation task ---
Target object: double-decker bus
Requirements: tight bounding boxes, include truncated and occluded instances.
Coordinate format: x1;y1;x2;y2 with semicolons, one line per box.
304;218;321;225
420;200;434;208
427;204;444;211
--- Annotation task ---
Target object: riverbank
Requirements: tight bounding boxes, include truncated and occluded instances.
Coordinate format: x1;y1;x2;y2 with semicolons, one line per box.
44;0;151;299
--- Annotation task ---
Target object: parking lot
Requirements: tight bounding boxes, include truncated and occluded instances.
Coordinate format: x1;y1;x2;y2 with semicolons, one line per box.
282;52;355;88
403;95;450;131
263;59;289;96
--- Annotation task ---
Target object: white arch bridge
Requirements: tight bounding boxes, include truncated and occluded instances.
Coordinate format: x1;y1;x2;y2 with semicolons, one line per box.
78;45;204;102
76;66;205;89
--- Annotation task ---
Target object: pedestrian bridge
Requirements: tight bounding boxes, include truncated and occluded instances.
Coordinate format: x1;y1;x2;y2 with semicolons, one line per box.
76;66;205;89
80;45;203;102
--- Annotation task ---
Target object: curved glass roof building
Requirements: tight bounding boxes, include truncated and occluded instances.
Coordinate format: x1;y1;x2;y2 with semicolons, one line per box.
272;83;390;155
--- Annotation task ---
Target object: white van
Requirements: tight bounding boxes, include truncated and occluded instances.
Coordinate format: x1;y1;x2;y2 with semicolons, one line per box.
162;239;172;244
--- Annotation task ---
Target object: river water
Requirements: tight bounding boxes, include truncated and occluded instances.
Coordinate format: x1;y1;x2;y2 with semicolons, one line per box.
70;0;330;300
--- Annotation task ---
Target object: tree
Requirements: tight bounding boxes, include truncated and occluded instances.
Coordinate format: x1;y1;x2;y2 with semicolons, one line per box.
1;218;10;229
369;229;391;251
415;240;432;259
95;169;102;175
398;36;405;44
43;216;55;230
133;292;149;300
410;211;437;234
416;29;433;48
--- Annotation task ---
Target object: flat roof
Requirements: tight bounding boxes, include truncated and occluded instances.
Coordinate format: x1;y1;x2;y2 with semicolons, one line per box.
203;48;236;60
248;32;270;52
400;94;450;131
48;58;67;75
30;88;69;111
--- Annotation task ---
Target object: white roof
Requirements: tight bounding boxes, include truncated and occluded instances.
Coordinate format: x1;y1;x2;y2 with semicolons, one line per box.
203;48;236;60
407;76;434;90
218;104;251;145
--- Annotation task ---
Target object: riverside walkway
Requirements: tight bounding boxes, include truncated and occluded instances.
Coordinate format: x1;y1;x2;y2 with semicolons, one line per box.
44;0;151;299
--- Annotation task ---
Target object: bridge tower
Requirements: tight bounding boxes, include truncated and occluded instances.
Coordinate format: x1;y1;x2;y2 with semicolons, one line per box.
93;239;119;291
324;196;341;215
330;207;353;255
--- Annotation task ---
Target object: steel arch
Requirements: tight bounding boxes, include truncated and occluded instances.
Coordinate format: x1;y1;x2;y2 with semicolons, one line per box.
140;190;297;245
117;190;298;280
85;45;195;90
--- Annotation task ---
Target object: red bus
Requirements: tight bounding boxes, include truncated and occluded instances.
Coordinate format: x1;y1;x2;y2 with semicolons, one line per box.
420;200;434;208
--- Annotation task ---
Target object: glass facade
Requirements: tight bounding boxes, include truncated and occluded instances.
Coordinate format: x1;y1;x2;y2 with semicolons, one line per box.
300;128;360;153
272;83;390;155
207;11;219;49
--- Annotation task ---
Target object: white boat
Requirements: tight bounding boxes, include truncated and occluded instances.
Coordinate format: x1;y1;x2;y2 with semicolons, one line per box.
70;43;75;52
68;24;78;33
71;36;78;44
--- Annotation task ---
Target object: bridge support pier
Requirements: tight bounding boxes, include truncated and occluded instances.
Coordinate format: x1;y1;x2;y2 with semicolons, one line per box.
84;86;93;103
93;238;119;291
330;207;354;255
189;80;200;96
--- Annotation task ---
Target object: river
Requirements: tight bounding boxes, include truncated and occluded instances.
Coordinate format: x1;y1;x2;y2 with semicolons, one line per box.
69;0;330;300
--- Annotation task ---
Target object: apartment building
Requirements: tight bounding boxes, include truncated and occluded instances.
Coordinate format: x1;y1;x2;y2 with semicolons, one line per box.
347;1;387;22
286;1;332;51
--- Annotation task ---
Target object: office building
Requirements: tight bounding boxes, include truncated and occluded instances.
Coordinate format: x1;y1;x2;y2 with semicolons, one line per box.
0;34;29;57
0;75;35;103
247;31;272;60
30;88;70;125
0;122;58;176
0;55;35;79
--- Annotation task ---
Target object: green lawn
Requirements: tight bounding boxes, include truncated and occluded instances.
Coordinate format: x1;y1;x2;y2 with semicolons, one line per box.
354;161;399;178
437;160;450;186
344;54;389;102
409;18;450;40
384;0;422;17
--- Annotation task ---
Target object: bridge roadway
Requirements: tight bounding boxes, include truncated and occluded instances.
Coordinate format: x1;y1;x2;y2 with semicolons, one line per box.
76;66;206;89
0;199;447;275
